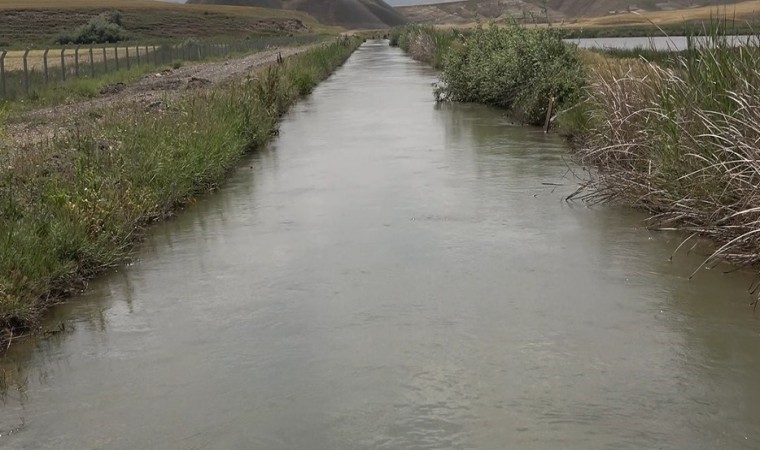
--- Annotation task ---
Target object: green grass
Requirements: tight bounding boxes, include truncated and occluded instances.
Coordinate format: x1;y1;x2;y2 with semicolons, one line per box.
0;36;362;344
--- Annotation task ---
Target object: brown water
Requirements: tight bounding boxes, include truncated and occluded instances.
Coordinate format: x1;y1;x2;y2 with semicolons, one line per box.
3;40;760;449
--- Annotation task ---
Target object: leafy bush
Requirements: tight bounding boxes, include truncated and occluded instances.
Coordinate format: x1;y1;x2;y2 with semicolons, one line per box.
438;24;585;125
55;11;129;45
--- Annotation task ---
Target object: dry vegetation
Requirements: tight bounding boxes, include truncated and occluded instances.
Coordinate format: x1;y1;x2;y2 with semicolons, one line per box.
568;0;760;27
400;0;760;31
0;0;332;47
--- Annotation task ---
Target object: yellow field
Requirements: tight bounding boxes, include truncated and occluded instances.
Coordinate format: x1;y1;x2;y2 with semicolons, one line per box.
570;0;760;27
3;46;157;71
427;0;760;30
0;0;317;23
0;0;339;46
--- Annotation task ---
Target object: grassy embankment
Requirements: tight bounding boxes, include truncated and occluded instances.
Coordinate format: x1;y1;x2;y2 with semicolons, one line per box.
0;0;337;47
0;36;362;344
390;23;760;273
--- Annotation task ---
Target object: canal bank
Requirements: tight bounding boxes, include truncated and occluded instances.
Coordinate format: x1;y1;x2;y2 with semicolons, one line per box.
1;40;760;449
0;37;361;345
391;24;760;274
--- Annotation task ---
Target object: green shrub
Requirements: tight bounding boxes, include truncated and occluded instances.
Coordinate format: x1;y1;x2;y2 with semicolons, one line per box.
438;24;585;125
55;11;129;45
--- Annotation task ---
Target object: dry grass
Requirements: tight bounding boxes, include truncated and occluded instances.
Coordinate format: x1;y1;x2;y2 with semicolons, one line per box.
419;1;760;32
3;46;158;71
570;1;760;27
567;33;760;268
0;0;337;47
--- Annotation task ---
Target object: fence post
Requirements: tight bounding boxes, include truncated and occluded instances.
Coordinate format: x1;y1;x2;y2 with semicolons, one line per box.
22;48;30;96
75;46;81;78
103;47;108;72
125;46;130;70
43;48;50;83
136;45;140;65
543;97;555;133
60;48;66;81
153;45;158;66
89;47;95;77
145;45;149;65
115;46;120;71
0;49;6;99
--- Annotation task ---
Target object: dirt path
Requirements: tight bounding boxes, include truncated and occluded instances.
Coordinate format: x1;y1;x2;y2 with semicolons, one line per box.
5;45;315;145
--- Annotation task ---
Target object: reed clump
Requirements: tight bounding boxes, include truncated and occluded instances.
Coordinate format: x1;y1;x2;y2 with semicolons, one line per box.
0;36;361;342
569;30;760;265
389;24;458;68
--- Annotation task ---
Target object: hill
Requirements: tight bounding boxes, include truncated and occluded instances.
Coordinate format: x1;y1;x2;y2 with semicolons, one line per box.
398;0;760;24
187;0;408;28
0;0;327;47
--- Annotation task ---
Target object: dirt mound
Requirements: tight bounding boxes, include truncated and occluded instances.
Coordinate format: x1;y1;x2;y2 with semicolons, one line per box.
188;0;407;28
100;82;126;96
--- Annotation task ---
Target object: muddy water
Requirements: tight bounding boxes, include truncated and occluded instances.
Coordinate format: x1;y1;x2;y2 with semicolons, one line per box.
3;41;760;449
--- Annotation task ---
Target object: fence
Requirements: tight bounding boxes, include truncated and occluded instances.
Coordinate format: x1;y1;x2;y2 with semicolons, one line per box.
0;35;321;101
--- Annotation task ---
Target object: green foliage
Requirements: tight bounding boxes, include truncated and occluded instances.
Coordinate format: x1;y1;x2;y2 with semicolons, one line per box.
439;24;585;125
55;11;129;45
0;37;361;339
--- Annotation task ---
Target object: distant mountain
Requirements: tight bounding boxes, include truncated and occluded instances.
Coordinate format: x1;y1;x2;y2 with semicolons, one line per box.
187;0;408;28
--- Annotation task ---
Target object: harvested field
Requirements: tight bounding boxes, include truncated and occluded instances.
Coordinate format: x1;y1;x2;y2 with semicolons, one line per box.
0;0;329;47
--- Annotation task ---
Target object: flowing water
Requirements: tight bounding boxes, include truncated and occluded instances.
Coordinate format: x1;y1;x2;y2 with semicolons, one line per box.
3;41;760;449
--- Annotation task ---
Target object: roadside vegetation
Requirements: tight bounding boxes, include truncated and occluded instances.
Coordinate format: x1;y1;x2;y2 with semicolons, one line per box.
0;36;361;344
391;21;760;272
1;34;323;108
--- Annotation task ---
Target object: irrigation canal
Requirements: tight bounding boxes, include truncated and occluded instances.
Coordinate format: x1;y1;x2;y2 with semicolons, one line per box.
2;40;760;449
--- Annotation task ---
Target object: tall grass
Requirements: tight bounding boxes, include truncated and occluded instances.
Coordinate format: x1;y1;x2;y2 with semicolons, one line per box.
0;36;361;342
569;29;760;266
389;25;459;68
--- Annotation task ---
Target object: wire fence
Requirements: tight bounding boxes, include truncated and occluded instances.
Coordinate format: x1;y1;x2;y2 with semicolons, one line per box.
0;35;321;101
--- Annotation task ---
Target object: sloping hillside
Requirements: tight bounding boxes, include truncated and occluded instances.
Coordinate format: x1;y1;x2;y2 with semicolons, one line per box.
0;0;322;47
188;0;408;28
398;0;560;24
399;0;759;24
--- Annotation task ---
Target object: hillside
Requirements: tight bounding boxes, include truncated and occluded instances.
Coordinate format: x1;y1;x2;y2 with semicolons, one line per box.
187;0;408;28
0;0;326;47
398;0;560;24
399;0;760;24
